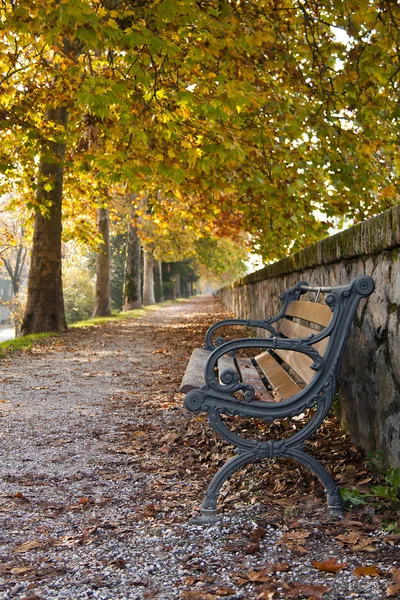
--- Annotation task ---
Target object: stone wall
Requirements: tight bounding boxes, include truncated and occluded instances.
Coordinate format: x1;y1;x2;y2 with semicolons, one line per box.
218;205;400;466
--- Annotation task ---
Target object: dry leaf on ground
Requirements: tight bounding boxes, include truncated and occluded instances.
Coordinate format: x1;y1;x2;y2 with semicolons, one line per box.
278;530;310;554
12;540;42;553
353;565;382;577
180;592;217;600
286;582;330;598
312;558;349;573
387;583;400;597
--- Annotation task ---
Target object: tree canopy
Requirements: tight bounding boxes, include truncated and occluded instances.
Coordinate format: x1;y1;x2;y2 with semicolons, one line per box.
1;0;399;276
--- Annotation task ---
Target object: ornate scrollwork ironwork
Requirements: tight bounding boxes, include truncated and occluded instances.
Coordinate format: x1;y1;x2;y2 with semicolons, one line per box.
219;368;239;386
184;390;205;414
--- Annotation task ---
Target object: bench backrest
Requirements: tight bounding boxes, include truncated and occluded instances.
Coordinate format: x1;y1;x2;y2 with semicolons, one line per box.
255;295;334;400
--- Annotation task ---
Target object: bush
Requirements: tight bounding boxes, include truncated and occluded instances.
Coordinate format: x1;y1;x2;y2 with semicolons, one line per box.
63;267;95;324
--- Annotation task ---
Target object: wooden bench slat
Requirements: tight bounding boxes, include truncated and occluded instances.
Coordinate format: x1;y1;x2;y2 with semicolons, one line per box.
235;358;276;402
180;348;234;393
180;348;276;401
255;351;301;400
273;348;314;384
279;319;330;357
279;318;319;340
285;301;332;326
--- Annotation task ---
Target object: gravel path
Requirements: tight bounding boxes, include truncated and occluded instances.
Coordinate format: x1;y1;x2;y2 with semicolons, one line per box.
0;296;398;600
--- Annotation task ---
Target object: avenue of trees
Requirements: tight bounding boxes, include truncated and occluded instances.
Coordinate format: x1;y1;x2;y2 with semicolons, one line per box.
0;0;399;334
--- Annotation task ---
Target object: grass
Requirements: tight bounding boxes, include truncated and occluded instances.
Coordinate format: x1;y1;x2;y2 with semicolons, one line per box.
0;299;180;356
0;332;58;358
69;300;177;329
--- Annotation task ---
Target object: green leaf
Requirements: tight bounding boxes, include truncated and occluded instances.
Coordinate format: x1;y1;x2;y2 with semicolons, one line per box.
340;488;366;506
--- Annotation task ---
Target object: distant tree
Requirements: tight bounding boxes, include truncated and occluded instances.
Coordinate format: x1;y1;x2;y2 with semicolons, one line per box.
110;232;127;312
0;223;27;297
154;260;164;303
143;248;155;306
162;261;199;300
122;197;142;311
92;206;112;317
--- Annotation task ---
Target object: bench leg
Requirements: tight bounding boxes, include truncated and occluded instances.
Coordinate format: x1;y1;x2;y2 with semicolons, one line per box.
190;451;256;525
191;446;344;524
285;447;344;517
191;448;344;523
190;405;344;523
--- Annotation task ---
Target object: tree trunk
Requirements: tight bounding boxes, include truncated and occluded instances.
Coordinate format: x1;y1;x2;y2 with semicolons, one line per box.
92;206;112;317
154;260;164;303
2;244;26;297
143;249;155;305
172;273;181;300
123;198;142;310
21;106;67;335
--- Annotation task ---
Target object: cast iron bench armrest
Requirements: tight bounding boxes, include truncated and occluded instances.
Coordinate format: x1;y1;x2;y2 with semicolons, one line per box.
204;280;310;351
204;336;323;389
204;319;279;351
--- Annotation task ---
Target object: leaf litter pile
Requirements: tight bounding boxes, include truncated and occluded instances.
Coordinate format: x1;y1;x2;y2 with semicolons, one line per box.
0;295;398;600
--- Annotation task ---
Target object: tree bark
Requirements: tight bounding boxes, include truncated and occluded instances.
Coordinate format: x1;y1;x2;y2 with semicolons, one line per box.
92;206;112;317
21;106;67;335
154;260;164;303
143;249;155;305
123;198;142;310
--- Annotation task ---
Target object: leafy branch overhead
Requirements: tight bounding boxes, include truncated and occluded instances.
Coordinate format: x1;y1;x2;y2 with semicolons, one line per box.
1;0;400;268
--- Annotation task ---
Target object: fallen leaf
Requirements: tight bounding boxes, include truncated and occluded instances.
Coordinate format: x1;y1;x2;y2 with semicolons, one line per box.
160;432;180;443
247;568;273;583
335;532;359;544
12;540;42;553
180;592;217;600
286;582;330;598
209;587;236;596
256;592;276;600
244;542;261;554
354;565;382;577
13;492;26;499
10;567;32;574
387;584;400;597
278;530;310;554
250;525;268;543
390;567;400;583
385;534;400;546
312;558;349;573
273;493;303;507
183;572;208;584
336;532;377;552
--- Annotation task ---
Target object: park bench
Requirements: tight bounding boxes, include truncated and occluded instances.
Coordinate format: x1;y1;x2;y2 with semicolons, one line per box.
180;275;375;523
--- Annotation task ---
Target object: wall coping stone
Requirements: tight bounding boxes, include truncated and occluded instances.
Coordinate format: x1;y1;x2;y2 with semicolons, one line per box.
227;204;400;289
